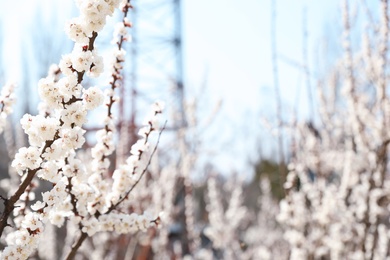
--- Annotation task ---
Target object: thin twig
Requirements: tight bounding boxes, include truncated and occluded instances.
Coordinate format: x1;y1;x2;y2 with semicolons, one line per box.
108;121;167;213
65;232;88;260
65;121;166;260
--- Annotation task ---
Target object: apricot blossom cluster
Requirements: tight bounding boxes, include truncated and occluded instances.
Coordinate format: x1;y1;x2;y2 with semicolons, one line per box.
0;82;16;134
0;1;164;259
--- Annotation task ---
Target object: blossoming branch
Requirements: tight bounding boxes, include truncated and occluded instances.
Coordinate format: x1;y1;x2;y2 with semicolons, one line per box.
0;1;165;259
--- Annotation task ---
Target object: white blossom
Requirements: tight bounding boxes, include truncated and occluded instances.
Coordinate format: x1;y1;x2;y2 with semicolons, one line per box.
65;17;90;43
12;147;42;174
83;86;104;110
71;49;93;72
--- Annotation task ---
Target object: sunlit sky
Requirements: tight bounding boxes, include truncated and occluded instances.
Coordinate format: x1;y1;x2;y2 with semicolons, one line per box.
0;0;341;176
184;0;339;174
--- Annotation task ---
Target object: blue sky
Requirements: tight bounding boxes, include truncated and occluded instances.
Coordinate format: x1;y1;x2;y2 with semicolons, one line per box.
183;0;339;173
0;0;341;175
184;0;339;116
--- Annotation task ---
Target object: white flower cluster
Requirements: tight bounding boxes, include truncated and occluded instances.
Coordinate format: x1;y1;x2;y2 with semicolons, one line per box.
26;101;165;242
1;1;169;259
81;212;155;237
1;212;43;260
242;179;288;259
2;1;125;259
112;20;131;44
0;81;16;134
20;114;60;146
277;7;390;254
85;10;133;214
83;86;104;110
109;3;132;76
203;177;247;258
37;64;61;116
61;0;120;78
110;101;164;204
66;0;120;43
11;147;42;175
276;4;390;258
